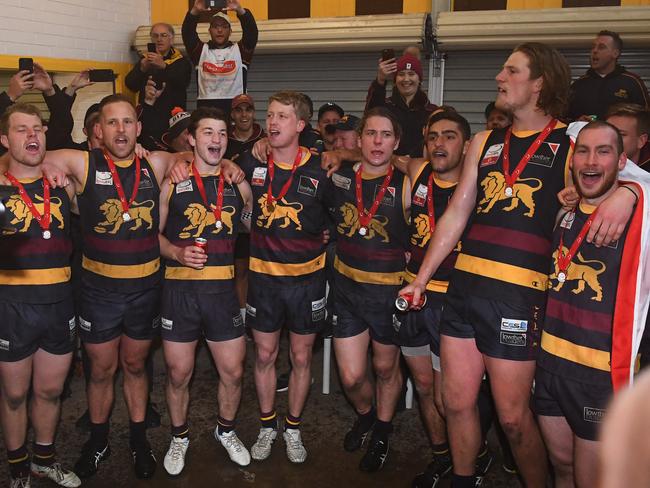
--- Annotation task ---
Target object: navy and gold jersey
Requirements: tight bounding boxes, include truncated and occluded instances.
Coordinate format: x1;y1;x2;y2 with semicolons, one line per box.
538;203;630;385
77;149;160;292
0;178;72;303
453;125;572;307
164;168;244;291
405;162;460;295
331;164;410;296
239;148;332;283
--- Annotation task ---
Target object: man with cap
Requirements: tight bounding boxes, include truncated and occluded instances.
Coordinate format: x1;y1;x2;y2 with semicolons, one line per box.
160;108;193;154
226;93;265;162
366;53;437;158
331;114;361;151
317;102;344;151
182;0;258;116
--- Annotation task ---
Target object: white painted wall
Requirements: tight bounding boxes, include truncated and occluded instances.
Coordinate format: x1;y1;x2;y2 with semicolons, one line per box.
0;0;150;63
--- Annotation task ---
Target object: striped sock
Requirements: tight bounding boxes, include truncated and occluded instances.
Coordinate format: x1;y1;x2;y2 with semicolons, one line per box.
284;413;301;431
217;416;235;435
7;445;30;478
32;442;55;467
260;410;277;429
171;423;189;439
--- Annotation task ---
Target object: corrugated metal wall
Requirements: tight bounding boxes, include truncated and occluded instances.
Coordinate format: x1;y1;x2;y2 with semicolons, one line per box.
443;48;650;134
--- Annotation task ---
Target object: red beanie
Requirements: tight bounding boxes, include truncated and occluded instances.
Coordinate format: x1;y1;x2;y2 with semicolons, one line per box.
396;55;422;80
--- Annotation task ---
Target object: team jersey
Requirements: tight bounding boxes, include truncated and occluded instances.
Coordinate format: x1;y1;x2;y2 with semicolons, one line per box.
538;203;631;385
163;168;244;292
240;147;331;284
0;178;72;303
331;164;410;296
405;162;461;295
77;149;160;292
452;124;572;307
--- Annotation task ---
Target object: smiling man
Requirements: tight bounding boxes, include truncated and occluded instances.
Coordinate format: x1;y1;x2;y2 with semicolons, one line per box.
534;120;649;488
237;91;332;465
568;30;649;121
182;0;258;116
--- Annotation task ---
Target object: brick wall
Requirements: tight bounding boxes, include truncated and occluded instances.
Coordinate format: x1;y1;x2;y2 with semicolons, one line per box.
0;0;150;63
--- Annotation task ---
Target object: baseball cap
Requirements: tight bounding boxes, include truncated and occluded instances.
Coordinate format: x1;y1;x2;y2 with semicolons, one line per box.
232;94;255;110
317;102;344;121
396;55;423;80
330;114;360;132
162;107;191;146
210;11;231;28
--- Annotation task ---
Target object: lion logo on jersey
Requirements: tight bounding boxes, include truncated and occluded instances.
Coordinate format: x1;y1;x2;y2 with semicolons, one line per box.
180;203;236;238
4;194;65;234
256;194;303;230
410;214;431;248
337;202;389;242
477;171;542;218
549;246;606;302
94;199;155;234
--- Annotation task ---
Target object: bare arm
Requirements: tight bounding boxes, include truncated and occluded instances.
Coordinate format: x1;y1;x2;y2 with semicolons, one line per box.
399;132;487;305
237;179;253;232
42;149;88;189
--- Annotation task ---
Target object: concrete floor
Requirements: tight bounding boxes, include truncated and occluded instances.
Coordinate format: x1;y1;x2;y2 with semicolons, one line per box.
2;335;523;487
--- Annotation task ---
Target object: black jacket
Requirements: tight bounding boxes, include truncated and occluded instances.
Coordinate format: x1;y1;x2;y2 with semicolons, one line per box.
125;46;192;115
568;65;650;121
365;80;437;158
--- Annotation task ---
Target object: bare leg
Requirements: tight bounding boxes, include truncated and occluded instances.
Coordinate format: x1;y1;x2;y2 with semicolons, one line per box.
0;356;32;450
30;350;73;444
252;329;281;414
119;336;152;422
162;340;198;427
333;331;373;414
84;338;120;423
287;332;316;418
485;356;547;488
207;337;246;420
440;335;485;476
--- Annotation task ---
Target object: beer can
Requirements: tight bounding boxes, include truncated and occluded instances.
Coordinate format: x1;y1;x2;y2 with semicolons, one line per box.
194;237;207;251
395;292;427;312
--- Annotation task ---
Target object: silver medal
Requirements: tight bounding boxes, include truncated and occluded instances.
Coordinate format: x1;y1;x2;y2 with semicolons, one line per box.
359;227;368;236
122;212;131;222
42;230;51;240
504;186;513;197
215;220;223;230
557;271;566;283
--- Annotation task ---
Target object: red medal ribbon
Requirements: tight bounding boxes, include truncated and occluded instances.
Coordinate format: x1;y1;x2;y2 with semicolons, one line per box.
556;208;598;277
5;172;51;233
502;118;557;191
355;164;394;229
192;162;225;225
103;151;141;216
426;172;436;232
266;148;303;208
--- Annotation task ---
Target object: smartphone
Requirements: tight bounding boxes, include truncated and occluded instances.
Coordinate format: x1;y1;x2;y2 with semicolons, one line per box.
18;57;34;74
88;69;115;82
147;42;157;53
381;49;395;62
206;0;227;9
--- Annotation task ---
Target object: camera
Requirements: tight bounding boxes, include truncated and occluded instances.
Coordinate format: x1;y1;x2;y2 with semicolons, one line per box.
0;185;18;234
18;57;34;74
207;0;227;9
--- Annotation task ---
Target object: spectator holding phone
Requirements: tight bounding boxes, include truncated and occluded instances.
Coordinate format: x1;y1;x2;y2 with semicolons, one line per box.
125;23;192;119
182;0;258;116
365;52;437;158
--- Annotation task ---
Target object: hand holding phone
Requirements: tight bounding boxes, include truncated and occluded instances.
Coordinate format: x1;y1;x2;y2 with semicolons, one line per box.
381;49;395;62
18;58;34;74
